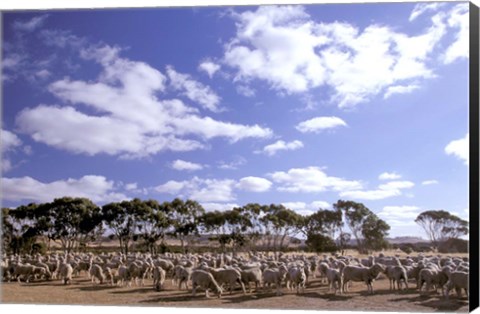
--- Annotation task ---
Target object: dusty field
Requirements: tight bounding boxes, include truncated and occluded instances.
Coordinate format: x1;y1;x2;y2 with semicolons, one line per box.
0;274;469;313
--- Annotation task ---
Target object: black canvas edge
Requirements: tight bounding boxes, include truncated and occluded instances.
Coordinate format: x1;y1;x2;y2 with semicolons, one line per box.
470;1;480;312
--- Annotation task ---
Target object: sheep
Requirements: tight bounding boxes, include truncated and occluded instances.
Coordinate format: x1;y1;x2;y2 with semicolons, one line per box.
342;263;386;294
207;267;246;295
153;266;166;291
59;262;74;285
417;265;449;295
240;267;263;293
176;265;193;290
127;261;151;286
443;270;468;299
89;264;105;284
262;264;288;296
191;269;223;298
286;265;306;294
385;265;409;291
116;265;130;287
325;267;343;294
318;262;330;284
12;263;47;283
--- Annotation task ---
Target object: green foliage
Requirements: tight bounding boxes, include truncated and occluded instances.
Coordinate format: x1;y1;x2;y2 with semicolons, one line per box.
305;234;338;253
333;200;390;254
415;210;469;248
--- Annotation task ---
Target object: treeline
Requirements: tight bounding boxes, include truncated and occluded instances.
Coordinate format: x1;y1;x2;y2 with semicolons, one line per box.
1;197;468;256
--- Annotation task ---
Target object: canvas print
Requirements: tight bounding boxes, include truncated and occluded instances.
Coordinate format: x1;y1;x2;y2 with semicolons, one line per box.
0;1;476;313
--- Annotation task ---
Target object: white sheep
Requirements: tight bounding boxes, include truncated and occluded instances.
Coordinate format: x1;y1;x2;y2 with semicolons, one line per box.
89;264;105;284
286;265;306;294
176;265;193;290
385;265;409;291
116;265;130;287
443;270;468;299
207;267;246;295
59;262;74;285
262;264;288;296
191;269;223;298
417;265;449;295
342;263;386;294
325;267;343;294
153;266;166;291
12;263;47;283
240;267;263;293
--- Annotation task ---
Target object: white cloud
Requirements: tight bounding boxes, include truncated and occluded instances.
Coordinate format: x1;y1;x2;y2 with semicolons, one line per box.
383;84;420;99
155;177;237;202
1;175;128;204
296;116;347;133
237;176;272;192
281;201;330;215
422;180;439;185
1;129;24;173
378;205;421;220
201;202;240;212
217;157;246;170
39;29;86;49
198;60;221;78
166;65;222;112
260;140;303;156
269;166;362;193
236;85;256;97
224;5;449;108
409;3;445;22
2;129;22;152
171;159;204;171
443;4;469;64
445;133;469;165
378;172;402;180
13;14;49;32
16;44;272;158
125;183;138;191
340;180;415;201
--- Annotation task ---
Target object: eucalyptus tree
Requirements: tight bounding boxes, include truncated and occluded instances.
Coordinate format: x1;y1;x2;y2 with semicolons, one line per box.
302;208;343;253
415;210;469;249
43;197;103;253
165;198;205;253
102;198;144;255
135;199;170;254
4;203;42;254
333;200;390;254
260;204;303;257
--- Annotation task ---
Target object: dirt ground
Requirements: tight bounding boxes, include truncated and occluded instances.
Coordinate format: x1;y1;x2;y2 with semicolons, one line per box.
0;273;469;313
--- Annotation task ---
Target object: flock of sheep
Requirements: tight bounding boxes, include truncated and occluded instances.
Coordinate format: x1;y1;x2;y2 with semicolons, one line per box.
1;250;470;301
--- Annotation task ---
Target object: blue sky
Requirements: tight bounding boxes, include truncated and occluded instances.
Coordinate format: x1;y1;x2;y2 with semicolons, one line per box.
1;1;470;239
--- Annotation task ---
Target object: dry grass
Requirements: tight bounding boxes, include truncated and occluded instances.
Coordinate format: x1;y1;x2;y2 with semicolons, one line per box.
1;271;469;313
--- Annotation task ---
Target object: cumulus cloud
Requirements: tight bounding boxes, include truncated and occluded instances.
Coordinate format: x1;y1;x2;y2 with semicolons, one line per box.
260;140;303;156
281;200;330;215
296;116;347;133
422;180;439;185
198;60;221;78
377;205;423;228
237;176;272;192
409;3;445;22
171;159;204;171
1;129;24;172
201;202;240;212
445;133;469;165
384;84;420;99
340;180;415;201
16;44;272;159
13;15;49;32
166;65;222;112
378;172;402;180
155;177;237;202
443;4;469;64
223;5;453;108
269;166;362;193
1;175;128;203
